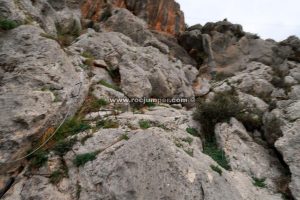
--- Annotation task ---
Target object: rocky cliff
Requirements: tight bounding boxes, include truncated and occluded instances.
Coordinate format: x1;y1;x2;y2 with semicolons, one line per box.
0;1;300;200
81;0;185;35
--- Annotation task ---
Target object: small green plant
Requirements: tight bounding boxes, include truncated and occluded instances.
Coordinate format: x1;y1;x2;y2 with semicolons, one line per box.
252;177;266;188
145;101;156;107
0;19;19;30
97;98;109;107
184;149;194;157
53;138;77;156
182;137;193;145
73;152;98;167
119;134;129;141
210;165;222;175
139;120;151;129
203;141;231;170
49;170;66;184
98;80;122;92
29;150;48;168
186;127;199;137
54;118;91;141
96;119;119;129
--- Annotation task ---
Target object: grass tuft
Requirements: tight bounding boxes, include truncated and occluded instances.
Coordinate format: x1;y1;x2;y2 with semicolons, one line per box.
0;19;19;30
49;170;66;184
28;150;48;168
98;80;122;92
73;152;98;167
252;177;266;188
203;141;231;170
186;127;200;137
53;138;77;156
139;120;151;129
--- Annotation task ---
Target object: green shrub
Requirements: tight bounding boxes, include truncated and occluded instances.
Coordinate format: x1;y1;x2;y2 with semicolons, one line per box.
96;119;119;129
29;150;48;168
49;170;66;184
73;152;98;167
54;118;91;141
186;127;199;137
193;91;242;139
0;19;19;30
98;80;122;92
53;138;77;156
252;177;266;188
203;141;231;170
139;120;151;129
210;165;222;175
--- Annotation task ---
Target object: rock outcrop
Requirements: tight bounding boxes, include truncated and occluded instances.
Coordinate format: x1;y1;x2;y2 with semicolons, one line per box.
81;0;185;35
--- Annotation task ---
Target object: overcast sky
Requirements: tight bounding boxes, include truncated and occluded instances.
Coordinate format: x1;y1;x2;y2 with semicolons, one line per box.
176;0;300;41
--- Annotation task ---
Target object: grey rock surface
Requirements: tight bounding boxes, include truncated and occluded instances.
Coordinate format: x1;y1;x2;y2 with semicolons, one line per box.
0;25;88;169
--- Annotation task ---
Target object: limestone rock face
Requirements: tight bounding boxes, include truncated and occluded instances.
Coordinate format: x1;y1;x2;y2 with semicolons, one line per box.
215;118;285;191
3;107;282;200
70;31;196;99
81;0;185;35
0;25;88;171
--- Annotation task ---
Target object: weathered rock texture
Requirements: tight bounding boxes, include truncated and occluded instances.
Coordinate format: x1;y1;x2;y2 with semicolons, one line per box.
0;25;88;171
1;0;300;200
81;0;185;35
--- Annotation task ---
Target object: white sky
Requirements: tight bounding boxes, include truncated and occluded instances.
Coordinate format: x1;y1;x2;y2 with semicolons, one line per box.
176;0;300;41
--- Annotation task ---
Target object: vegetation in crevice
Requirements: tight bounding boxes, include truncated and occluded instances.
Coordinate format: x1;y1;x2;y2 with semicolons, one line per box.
0;18;19;30
96;119;119;129
28;149;48;169
252;177;266;188
98;80;122;92
73;151;99;167
186;127;200;137
139;120;151;129
203;140;231;170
